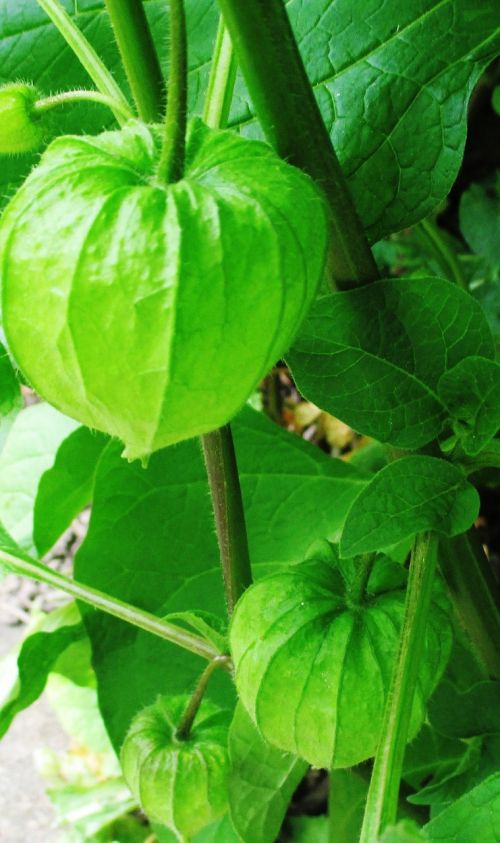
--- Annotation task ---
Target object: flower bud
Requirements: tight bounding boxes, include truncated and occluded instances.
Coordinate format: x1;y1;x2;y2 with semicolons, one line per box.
0;83;45;154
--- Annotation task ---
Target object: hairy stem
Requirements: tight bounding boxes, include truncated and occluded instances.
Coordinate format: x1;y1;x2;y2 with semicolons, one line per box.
360;532;439;841
349;553;376;605
176;657;229;739
33;89;134;121
36;0;131;125
104;0;164;122
217;0;378;289
202;19;237;129
201;428;252;614
440;530;500;678
158;0;187;182
0;548;223;663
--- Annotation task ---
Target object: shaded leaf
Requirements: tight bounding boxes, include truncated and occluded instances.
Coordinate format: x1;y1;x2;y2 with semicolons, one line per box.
425;773;500;841
340;457;479;557
438;357;500;456
428;681;500;739
288;278;494;449
0;344;22;455
34;426;108;555
228;702;307;843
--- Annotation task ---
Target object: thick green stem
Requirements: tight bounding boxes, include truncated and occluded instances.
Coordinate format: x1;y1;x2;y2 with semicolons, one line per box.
439;530;500;678
415;218;467;290
360;533;439;842
33;89;134;121
202;20;237;129
348;553;376;606
36;0;131;125
104;0;164;122
158;0;187;183
175;657;229;739
201;427;252;614
217;0;378;289
0;548;222;663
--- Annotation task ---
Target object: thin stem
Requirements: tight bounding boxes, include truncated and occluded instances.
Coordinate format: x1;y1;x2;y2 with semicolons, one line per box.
104;0;164;122
175;657;229;739
439;530;500;678
36;0;131;126
360;532;439;842
0;548;223;664
201;428;252;614
416;217;468;290
157;0;187;183
202;19;237;129
33;89;134;121
217;0;379;289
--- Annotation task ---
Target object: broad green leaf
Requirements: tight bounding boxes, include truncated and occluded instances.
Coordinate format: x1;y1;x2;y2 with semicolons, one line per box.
328;770;368;842
424;773;500;842
0;344;21;455
1;119;327;460
43;778;137;842
34;426;108;555
2;2;498;243
228;702;307;843
459;178;500;266
438;357;500;456
428;681;500;739
163;611;228;655
192;815;240;843
340;457;479;557
120;695;230;840
74;406;368;749
230;545;451;769
0;402;77;551
403;724;470;791
287;277;495;449
0;602;84;738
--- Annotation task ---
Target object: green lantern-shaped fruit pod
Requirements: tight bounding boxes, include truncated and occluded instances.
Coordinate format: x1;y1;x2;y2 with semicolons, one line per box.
230;545;452;770
120;694;231;841
0;117;328;460
0;83;47;154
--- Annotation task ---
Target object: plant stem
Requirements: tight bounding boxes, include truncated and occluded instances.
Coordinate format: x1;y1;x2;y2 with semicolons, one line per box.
0;547;223;664
217;0;379;289
36;0;131;125
416;217;468;290
458;440;500;475
359;532;439;842
439;530;500;678
104;0;163;122
175;657;229;739
157;0;187;183
33;89;134;121
201;428;252;614
202;19;237;129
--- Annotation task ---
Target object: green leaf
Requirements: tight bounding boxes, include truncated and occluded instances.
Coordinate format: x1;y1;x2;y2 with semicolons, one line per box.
228;702;307;843
287;277;495;449
328;770;368;842
192;815;240;843
74;406;368;750
409;736;499;807
403;724;470;791
232;1;500;241
0;402;77;551
287;816;329;843
438;357;500;456
428;681;500;739
120;695;230;840
230;545;451;769
459;178;500;266
0;344;21;455
1;119;327;461
340;457;479;557
34;426;108;555
0;602;84;738
424;773;500;842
